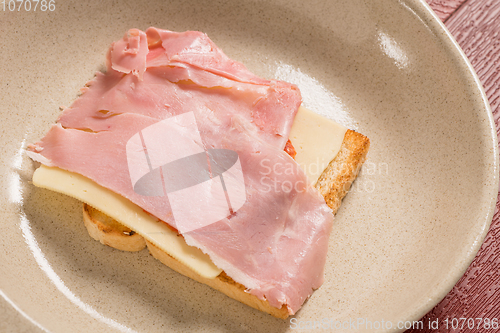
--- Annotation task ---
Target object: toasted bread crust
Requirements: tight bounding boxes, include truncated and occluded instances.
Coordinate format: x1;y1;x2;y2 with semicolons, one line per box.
82;204;146;252
316;129;370;213
81;129;369;318
146;241;290;319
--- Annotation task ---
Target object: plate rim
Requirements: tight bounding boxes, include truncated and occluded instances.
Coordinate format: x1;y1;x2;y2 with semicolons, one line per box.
1;0;499;332
394;0;500;329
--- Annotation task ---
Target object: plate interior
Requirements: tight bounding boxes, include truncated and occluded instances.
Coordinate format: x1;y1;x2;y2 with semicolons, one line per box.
0;0;498;332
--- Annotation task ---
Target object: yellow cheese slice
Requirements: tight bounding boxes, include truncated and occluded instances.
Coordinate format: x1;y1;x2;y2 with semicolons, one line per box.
289;106;347;184
33;165;223;279
31;106;347;279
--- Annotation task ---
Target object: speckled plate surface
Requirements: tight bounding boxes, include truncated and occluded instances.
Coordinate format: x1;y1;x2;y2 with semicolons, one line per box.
1;0;498;332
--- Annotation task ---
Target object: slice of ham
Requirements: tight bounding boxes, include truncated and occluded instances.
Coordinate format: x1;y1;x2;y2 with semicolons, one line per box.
28;28;333;314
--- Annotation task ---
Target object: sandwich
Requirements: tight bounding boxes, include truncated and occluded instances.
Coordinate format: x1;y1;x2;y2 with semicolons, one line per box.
27;27;370;319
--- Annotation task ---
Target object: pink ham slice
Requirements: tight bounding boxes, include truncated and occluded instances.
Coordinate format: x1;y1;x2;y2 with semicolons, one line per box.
28;28;334;314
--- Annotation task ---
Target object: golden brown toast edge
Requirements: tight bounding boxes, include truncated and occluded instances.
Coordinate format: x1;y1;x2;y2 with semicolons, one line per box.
81;129;370;319
83;204;146;252
316;129;370;213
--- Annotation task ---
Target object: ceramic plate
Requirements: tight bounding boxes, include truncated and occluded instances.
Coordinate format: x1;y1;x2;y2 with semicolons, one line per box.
1;0;498;332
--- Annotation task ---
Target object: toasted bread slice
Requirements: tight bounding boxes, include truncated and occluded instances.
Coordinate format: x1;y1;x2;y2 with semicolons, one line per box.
81;129;369;318
316;129;371;212
146;240;290;318
83;204;146;252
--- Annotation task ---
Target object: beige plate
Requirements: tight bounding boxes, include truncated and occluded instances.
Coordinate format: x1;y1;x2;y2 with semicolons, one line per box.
1;0;498;332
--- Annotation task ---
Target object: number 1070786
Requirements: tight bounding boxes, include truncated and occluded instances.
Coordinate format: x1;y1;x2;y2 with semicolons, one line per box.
2;0;55;11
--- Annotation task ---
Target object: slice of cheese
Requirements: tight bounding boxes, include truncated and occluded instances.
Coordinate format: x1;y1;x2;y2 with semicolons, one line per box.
31;106;347;279
289;107;347;184
33;165;223;279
